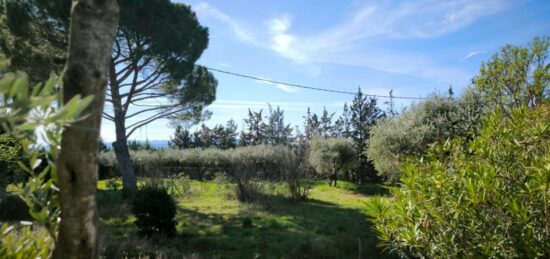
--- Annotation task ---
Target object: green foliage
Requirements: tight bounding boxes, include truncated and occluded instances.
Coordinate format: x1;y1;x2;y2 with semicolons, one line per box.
127;139;155;151
132;187;177;237
474;36;549;112
344;89;385;183
99;145;300;180
0;0;68;83
308;136;356;186
367;92;485;183
0;70;94;256
0;224;53;259
367;106;550;258
0;133;26;193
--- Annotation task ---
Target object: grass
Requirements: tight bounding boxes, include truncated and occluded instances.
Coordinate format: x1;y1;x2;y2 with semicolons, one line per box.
96;178;394;259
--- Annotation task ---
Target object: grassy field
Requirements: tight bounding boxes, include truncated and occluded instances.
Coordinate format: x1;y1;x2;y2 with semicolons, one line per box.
96;179;394;258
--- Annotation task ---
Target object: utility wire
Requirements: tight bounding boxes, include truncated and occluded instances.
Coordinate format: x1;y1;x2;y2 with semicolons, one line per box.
203;66;427;100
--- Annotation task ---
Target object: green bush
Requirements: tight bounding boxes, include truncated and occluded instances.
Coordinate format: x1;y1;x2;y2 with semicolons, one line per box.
132;187;176;237
367;92;485;183
367;106;550;258
99;145;299;180
0;133;26;194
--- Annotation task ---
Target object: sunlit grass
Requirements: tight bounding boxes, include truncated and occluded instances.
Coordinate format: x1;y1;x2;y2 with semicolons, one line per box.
97;179;394;258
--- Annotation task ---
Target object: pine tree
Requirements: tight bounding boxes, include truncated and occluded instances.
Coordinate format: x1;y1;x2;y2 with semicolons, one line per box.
303;107;320;141
244;109;267;145
349;88;385;183
265;104;293;145
319;107;335;138
169;125;192;149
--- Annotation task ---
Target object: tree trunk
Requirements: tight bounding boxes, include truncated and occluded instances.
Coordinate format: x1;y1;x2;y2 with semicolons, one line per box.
112;117;137;196
108;59;137;196
53;0;118;258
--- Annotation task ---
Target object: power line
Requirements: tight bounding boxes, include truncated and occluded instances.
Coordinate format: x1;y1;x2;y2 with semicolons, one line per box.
203;66;427;100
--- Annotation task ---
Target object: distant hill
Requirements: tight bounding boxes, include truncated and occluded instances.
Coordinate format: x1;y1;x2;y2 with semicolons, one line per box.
147;140;170;149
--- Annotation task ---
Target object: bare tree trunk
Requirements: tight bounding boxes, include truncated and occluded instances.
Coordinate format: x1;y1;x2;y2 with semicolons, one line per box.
53;1;118;258
108;59;137;196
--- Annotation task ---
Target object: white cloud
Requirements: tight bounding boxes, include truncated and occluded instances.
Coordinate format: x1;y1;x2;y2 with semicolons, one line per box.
194;2;260;46
194;0;515;83
459;50;486;61
256;77;299;93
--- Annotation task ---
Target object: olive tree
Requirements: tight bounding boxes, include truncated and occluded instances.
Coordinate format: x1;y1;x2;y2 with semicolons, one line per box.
367;92;485;183
308;136;356;186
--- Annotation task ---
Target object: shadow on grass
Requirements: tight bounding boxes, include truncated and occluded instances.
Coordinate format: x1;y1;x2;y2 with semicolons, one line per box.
336;182;392;196
97;188;397;259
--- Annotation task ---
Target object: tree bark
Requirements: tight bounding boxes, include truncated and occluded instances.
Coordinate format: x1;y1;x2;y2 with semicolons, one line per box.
53;1;118;258
109;59;137;196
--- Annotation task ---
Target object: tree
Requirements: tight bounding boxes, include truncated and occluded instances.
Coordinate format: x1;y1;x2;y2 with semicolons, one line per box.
308;136;356;186
54;0;119;257
474;37;549;113
319;107;334;138
303;107;320;141
265;104;293;145
348;89;385;183
0;0;218;195
243;109;267;145
333;103;351;137
220;119;238;149
0;0;68;83
169;125;192;149
367;92;486;183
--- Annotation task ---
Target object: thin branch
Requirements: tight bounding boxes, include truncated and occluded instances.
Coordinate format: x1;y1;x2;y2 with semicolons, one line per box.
125;105;195;138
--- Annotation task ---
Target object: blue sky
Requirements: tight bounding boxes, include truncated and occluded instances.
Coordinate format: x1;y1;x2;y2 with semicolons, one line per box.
100;0;550;142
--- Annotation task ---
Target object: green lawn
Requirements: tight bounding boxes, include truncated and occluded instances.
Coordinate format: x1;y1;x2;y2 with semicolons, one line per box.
97;179;393;258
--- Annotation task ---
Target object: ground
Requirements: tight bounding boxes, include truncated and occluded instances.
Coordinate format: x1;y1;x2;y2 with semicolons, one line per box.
96;179;395;259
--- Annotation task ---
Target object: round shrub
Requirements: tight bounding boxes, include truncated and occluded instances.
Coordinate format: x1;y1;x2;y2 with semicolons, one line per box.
131;188;176;237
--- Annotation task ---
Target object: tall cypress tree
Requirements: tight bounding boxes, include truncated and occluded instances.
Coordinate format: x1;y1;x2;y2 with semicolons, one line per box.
349;88;385;183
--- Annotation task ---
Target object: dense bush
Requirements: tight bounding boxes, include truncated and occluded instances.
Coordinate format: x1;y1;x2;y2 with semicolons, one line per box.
99;145;300;180
0;133;26;195
367;92;485;183
367;106;550;258
132;187;177;237
308;137;356;186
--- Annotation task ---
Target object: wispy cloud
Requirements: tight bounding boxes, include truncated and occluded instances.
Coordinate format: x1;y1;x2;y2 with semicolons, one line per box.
256;77;299;93
194;2;260;46
459;50;486;61
195;0;516;83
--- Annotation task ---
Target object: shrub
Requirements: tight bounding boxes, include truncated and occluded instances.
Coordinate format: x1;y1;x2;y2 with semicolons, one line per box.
99;145;298;180
0;133;26;195
235;179;264;203
366;106;550;258
132;188;176;237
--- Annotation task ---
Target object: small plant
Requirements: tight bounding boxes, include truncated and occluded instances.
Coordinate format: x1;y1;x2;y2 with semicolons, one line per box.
235;179;264;203
132;187;176;237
